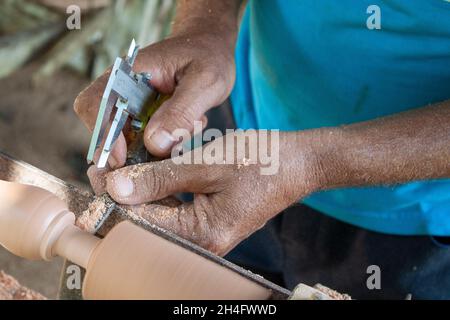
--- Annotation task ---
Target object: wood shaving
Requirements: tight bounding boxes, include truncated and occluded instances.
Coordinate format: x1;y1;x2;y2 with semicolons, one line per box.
0;271;46;300
127;163;154;179
314;284;352;300
76;195;108;233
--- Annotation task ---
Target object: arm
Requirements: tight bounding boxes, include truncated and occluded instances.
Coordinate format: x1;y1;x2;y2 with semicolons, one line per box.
172;0;242;48
310;100;450;190
103;100;450;256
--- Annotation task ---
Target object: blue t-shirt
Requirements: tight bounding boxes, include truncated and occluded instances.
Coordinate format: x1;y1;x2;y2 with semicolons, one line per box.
231;0;450;235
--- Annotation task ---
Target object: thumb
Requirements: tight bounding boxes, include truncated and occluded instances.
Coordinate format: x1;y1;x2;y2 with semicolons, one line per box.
144;71;223;157
105;160;217;205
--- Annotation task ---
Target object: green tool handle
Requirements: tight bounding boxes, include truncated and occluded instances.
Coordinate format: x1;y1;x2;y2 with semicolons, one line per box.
125;94;170;165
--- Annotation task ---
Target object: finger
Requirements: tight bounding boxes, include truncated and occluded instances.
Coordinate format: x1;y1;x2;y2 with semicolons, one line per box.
106;132;127;168
87;165;110;195
89;133;126;169
74;71;127;168
105;159;222;205
133;47;176;95
124;202;201;240
152;196;182;207
144;70;224;157
200;115;208;129
73;71;110;130
125;195;230;256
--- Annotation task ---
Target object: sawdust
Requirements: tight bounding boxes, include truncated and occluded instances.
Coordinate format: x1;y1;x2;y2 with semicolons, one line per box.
314;284;351;300
94;195;181;236
166;164;177;179
117;162;180;181
237;158;252;169
0;270;46;300
76;195;108;233
126;163;154;179
125;204;180;226
154;196;181;207
122;199;183;227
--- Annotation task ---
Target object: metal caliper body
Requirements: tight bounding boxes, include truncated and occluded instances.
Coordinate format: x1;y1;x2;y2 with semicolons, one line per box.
87;39;159;168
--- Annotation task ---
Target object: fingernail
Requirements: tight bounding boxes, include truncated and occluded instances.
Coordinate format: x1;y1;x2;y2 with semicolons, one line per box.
112;174;134;198
150;129;175;151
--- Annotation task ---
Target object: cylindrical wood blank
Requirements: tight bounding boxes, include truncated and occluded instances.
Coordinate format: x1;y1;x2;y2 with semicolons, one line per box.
83;221;271;300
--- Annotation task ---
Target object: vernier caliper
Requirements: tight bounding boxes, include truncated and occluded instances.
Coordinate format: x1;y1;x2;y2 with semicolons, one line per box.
87;39;162;168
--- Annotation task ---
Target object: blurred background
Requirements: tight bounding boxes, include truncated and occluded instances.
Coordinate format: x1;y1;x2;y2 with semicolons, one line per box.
0;0;176;298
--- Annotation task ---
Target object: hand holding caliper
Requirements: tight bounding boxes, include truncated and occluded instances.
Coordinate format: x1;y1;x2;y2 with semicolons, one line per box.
87;40;163;168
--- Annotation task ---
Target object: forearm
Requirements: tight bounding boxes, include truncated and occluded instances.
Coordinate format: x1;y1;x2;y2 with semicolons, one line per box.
302;100;450;191
171;0;242;48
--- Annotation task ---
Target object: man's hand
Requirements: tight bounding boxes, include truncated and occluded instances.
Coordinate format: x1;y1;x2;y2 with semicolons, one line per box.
74;31;236;167
98;102;450;255
101;132;321;256
73;1;241;167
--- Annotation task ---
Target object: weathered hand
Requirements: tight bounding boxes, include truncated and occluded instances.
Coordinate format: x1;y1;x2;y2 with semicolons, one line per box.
74;23;236;168
102;131;322;256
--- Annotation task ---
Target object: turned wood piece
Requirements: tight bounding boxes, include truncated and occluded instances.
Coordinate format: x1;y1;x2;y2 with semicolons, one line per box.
0;180;271;299
0;180;97;265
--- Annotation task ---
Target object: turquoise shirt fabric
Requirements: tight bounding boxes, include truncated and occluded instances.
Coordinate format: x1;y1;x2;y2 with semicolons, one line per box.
231;0;450;235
